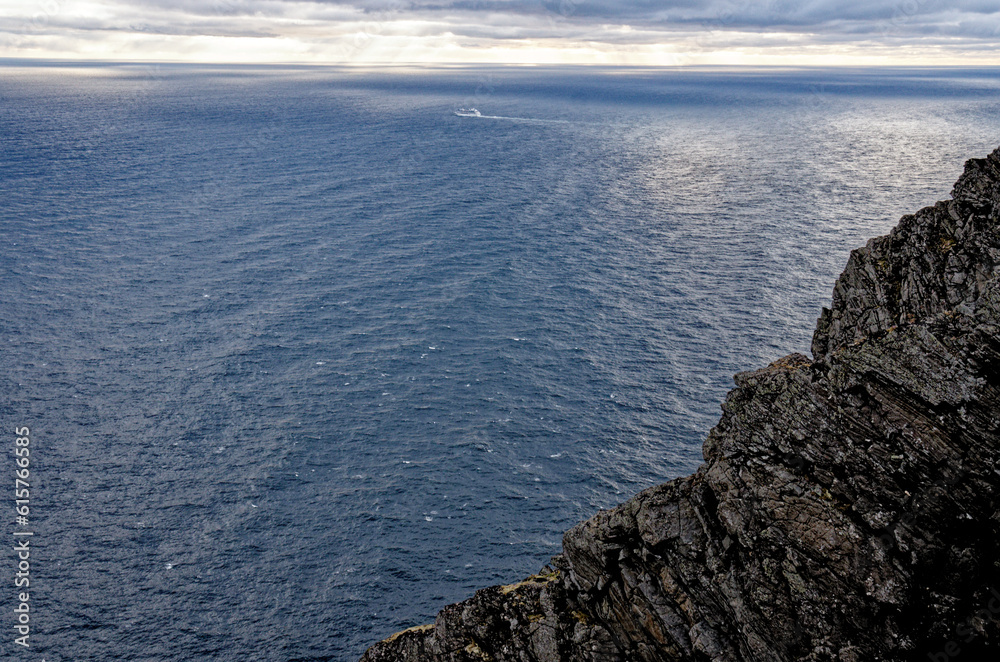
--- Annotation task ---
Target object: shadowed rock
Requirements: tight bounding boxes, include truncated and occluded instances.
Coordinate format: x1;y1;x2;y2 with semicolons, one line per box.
361;146;1000;662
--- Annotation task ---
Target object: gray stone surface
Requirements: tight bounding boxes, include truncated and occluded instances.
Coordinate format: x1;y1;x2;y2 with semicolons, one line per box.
361;146;1000;662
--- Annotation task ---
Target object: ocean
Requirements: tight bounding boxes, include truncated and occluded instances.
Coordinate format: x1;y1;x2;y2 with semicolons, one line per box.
2;63;999;661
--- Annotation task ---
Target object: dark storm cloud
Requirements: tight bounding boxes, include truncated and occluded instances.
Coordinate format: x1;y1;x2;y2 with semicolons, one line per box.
80;0;1000;33
288;0;996;30
217;0;995;41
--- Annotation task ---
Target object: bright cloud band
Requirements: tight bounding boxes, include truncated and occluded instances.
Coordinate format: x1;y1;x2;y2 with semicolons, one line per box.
1;0;998;64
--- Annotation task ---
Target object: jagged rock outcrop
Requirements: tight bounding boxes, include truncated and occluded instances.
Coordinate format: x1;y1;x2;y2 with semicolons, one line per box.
361;147;1000;662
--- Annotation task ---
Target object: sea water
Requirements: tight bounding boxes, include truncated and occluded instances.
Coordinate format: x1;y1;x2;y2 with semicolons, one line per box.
2;63;999;660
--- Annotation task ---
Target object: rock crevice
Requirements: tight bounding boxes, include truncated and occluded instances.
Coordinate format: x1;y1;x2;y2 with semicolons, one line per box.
361;146;1000;662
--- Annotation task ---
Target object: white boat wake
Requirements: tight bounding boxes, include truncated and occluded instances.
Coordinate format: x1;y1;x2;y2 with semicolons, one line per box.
452;108;574;124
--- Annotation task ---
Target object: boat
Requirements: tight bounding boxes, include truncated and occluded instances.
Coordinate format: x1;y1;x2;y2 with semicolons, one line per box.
454;108;481;117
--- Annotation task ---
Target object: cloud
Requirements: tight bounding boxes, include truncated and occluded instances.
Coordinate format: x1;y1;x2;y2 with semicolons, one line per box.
0;0;998;63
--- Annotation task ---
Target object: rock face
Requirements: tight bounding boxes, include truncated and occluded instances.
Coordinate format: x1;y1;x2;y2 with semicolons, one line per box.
360;147;1000;662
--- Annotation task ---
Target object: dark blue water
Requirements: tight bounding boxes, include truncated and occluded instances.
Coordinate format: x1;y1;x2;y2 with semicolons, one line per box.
2;64;999;661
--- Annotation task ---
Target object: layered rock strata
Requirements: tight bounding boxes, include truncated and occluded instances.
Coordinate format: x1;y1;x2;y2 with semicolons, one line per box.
361;147;1000;662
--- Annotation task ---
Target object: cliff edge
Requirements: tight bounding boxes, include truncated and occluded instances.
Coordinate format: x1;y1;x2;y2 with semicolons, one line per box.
361;147;1000;662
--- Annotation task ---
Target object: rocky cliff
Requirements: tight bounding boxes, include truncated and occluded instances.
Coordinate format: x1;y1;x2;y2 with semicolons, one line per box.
360;147;1000;662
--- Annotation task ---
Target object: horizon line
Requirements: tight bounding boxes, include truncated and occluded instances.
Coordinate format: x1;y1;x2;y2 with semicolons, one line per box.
4;58;1000;70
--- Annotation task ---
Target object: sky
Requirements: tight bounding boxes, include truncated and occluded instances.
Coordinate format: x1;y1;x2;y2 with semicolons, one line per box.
1;0;999;65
